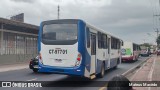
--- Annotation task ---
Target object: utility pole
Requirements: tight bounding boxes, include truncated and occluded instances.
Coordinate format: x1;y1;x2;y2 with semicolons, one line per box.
58;5;60;20
155;28;159;49
155;28;159;38
152;0;160;49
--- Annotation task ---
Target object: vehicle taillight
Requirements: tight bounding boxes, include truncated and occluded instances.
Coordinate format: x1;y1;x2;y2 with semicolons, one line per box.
39;53;43;64
29;60;32;64
75;53;82;66
77;54;81;61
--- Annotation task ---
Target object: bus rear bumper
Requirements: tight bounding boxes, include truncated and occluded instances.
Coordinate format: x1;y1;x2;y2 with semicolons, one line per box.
38;63;84;76
122;56;134;61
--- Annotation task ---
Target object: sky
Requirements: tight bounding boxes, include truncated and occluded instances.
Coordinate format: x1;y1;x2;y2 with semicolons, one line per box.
0;0;159;44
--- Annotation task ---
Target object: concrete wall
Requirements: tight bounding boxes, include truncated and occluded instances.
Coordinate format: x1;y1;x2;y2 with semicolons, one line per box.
0;54;37;65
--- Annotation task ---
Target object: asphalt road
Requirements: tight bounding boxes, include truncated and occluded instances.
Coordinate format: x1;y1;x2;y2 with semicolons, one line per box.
0;56;149;90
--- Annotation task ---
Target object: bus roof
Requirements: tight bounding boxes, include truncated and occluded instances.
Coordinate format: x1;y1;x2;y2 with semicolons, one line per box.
85;20;123;41
41;19;123;41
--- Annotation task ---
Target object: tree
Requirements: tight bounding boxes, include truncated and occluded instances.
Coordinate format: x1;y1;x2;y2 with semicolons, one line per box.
140;43;151;48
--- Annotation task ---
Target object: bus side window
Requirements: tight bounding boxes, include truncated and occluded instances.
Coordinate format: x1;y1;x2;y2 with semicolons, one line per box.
86;27;90;48
102;34;107;49
104;35;107;49
111;37;114;49
117;39;120;49
98;32;102;48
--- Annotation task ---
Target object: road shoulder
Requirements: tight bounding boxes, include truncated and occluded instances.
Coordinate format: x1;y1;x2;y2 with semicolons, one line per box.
0;62;28;72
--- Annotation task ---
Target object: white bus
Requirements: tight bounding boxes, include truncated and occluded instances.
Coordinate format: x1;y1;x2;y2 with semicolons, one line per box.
121;42;140;62
37;19;123;79
140;46;150;56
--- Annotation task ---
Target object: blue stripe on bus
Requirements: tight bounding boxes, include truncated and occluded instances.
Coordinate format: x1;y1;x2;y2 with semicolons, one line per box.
38;22;43;53
78;20;91;72
38;62;84;76
77;20;88;73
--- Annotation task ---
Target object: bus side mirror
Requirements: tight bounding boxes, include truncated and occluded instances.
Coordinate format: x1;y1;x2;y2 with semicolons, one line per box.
122;41;124;46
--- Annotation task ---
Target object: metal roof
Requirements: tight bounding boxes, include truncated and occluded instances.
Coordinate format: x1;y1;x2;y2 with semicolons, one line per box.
0;17;39;29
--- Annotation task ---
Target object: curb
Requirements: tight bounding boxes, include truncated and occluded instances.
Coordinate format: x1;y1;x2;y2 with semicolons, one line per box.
122;57;151;76
99;57;151;90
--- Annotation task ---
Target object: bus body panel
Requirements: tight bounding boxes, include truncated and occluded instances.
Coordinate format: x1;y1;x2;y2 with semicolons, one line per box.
121;42;140;61
38;62;85;76
38;19;122;79
140;47;150;56
38;20;86;76
41;43;78;67
110;49;120;68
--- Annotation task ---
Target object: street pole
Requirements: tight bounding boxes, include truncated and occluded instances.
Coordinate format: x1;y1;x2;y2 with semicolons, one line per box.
155;28;159;38
155;29;159;49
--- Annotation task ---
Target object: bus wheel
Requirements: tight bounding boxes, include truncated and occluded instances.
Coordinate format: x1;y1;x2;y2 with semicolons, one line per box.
98;63;105;78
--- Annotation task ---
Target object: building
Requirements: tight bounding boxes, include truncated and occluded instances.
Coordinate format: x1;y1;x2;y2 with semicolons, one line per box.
0;18;39;65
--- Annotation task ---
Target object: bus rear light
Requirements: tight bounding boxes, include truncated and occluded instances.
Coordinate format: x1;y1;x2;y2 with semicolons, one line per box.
29;60;32;64
39;53;42;59
77;53;81;61
39;53;43;64
75;53;82;66
77;58;81;61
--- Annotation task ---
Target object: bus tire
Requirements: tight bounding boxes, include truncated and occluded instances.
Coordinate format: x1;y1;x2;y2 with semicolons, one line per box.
98;63;105;78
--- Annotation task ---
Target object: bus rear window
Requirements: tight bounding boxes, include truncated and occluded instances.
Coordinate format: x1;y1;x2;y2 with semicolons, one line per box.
42;24;78;45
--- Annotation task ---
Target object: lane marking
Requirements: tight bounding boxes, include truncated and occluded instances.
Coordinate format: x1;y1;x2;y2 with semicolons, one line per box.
26;78;37;81
99;83;107;90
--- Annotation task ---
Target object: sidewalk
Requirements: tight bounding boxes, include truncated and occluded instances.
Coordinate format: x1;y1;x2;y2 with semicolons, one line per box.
129;55;160;90
0;62;28;72
151;55;160;90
